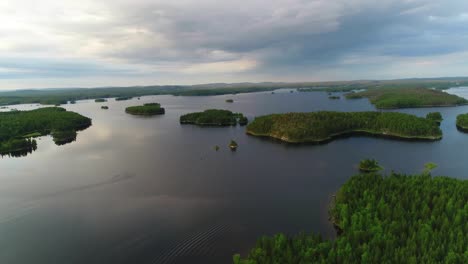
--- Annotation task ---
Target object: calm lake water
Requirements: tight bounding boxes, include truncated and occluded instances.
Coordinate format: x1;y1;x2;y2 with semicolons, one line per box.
1;88;468;264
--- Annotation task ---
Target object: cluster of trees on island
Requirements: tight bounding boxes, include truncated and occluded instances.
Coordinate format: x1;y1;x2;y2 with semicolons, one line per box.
456;113;468;132
358;159;383;172
426;112;443;125
246;111;442;143
0;107;92;155
125;103;165;116
234;168;467;264
180;109;248;126
345;88;467;109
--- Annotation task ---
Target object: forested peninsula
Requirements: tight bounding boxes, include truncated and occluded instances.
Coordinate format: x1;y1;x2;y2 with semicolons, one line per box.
235;172;467;263
246;111;442;143
345;88;467;109
180;109;248;126
0;107;92;155
125;103;165;116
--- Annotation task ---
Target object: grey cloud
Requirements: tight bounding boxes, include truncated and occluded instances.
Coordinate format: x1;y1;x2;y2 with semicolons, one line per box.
2;0;468;84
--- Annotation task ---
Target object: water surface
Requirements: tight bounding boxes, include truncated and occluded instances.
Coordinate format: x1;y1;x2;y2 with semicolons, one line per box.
1;89;468;263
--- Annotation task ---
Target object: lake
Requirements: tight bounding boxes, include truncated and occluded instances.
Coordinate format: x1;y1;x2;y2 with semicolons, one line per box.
1;88;468;264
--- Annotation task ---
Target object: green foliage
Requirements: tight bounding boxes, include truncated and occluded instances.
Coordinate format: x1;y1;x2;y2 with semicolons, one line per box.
328;95;340;99
0;107;91;155
125;103;165;116
426;112;443;122
456;113;468;132
246;111;442;143
423;162;438;174
52;130;77;145
237;173;468;263
180;109;248;126
345;88;467;109
226;99;234;103
95;98;107;102
359;159;383;172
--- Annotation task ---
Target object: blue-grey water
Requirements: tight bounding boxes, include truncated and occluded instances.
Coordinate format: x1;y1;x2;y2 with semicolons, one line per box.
1;88;468;264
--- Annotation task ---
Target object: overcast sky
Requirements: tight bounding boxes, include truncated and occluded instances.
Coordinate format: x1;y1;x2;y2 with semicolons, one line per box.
1;0;468;89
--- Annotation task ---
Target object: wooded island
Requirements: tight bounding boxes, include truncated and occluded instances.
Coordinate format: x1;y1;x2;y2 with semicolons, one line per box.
246;111;442;143
180;109;248;126
235;172;467;263
0;107;92;155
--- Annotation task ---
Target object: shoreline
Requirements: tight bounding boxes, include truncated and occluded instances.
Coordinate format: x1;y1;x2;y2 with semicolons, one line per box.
246;129;442;144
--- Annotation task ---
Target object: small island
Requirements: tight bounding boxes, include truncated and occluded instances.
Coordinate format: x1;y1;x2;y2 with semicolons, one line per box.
101;106;109;110
229;140;238;150
115;96;132;101
0;107;92;156
95;98;107;103
345;87;467;109
180;109;248;126
328;95;340;99
426;112;443;125
226;99;234;103
246;111;442;143
456;113;468;132
359;158;383;172
235;170;467;263
125;103;165;116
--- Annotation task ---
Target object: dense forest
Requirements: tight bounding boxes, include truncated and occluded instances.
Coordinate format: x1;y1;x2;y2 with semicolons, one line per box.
246;111;442;143
235;172;468;264
125;103;165;116
180;109;248;126
0;107;92;155
345;88;467;109
456;113;468;132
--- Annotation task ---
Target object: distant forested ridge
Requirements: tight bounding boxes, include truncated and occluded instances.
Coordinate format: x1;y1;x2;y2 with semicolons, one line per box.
345;88;467;109
180;109;248;126
1;77;467;106
235;172;468;264
125;103;165;116
0;107;91;155
246;111;442;143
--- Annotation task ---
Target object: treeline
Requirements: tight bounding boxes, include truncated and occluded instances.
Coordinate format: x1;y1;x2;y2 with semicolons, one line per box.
235;172;468;264
125;103;165;116
180;109;248;126
0;107;92;154
246;111;442;143
345;88;467;109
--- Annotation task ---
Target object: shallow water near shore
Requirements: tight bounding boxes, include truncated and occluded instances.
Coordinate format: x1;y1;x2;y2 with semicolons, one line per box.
1;88;468;264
